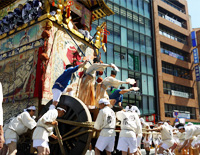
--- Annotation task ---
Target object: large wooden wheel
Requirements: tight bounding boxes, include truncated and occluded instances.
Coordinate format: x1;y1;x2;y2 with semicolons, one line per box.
39;95;93;155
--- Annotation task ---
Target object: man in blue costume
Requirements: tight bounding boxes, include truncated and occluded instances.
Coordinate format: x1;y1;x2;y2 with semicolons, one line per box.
109;86;139;108
51;61;88;108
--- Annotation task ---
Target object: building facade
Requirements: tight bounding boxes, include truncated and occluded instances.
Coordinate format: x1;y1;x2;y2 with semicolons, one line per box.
153;0;199;122
91;0;158;120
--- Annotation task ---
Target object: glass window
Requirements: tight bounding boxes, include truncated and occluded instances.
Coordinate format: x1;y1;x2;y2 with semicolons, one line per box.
141;54;147;73
128;50;134;70
135;52;140;71
107;43;113;64
144;1;150;18
127;30;134;49
120;8;127;26
134;32;140;51
127;0;132;10
138;0;144;15
147;56;153;75
121;47;128;68
114;5;120;24
140;34;146;52
107;21;113;42
115;0;120;4
100;48;106;63
122;70;128;88
135;72;141;88
142;74;148;95
149;97;155;114
145;19;151;36
121;27;127;47
114;24;120;45
133;13;139;31
120;0;126;7
116;68;122;82
139;16;145;34
146;36;152;55
133;0;138;13
143;96;148;114
114;45;121;66
148;76;154;96
127;11;133;29
107;2;114;21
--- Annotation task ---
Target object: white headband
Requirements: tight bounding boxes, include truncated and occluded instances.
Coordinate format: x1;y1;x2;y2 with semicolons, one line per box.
99;98;110;105
24;106;36;112
178;126;184;129
57;107;66;112
158;121;163;124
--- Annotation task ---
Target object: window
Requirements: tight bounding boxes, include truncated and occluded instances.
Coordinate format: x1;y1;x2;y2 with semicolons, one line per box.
120;0;126;7
107;2;114;21
165;103;196;119
135;52;140;71
133;13;139;31
139;16;145;34
138;0;144;15
122;70;128;88
146;37;152;55
142;74;148;95
121;47;128;68
144;1;150;18
133;0;138;13
149;97;155;114
145;19;151;36
114;24;120;44
107;43;113;64
127;30;134;49
143;96;148;114
128;50;134;70
121;27;127;47
127;11;133;29
107;21;113;42
148;76;154;96
141;54;147;73
127;0;132;10
147;56;153;75
140;34;146;52
114;45;121;66
114;5;120;24
120;8;127;26
134;32;140;51
163;81;194;99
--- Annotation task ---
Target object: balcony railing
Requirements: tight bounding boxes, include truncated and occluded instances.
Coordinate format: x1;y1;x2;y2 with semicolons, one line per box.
159;29;187;45
161;0;186;14
158;11;186;28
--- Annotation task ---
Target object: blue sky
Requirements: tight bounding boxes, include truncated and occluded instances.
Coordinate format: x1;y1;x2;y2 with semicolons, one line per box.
187;0;200;28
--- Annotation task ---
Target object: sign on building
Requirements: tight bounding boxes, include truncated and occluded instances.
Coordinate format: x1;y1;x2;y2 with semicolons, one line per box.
195;65;200;81
173;110;190;119
191;31;197;47
171;90;189;98
193;48;199;64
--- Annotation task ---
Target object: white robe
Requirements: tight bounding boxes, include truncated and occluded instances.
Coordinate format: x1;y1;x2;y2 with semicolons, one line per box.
0;82;3;125
116;111;141;137
5;111;36;140
32;109;58;142
185;125;200;140
94;106;116;137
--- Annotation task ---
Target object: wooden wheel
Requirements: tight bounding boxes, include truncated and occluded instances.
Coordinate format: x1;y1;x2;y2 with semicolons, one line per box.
39;95;93;155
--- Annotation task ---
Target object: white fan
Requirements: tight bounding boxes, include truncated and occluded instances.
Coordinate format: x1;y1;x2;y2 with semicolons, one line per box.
111;63;120;72
126;78;136;85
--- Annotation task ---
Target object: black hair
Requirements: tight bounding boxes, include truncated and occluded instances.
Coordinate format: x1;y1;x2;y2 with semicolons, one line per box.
176;123;185;129
93;58;100;63
66;64;73;69
111;70;117;76
120;86;125;89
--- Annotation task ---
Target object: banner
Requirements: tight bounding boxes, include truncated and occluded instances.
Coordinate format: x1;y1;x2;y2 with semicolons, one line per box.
171;90;189;98
193;48;199;64
191;31;197;47
195;65;200;81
